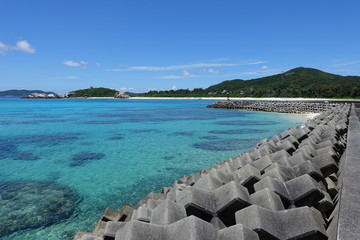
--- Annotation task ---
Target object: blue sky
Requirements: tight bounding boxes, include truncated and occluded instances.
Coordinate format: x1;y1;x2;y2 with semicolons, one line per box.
1;0;359;94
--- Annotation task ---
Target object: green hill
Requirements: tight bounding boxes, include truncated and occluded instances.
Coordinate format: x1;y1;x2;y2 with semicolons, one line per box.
206;67;360;98
0;89;56;97
69;87;117;97
139;67;360;98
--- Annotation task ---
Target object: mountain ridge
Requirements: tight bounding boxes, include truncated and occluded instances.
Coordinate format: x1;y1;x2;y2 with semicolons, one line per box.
139;67;360;98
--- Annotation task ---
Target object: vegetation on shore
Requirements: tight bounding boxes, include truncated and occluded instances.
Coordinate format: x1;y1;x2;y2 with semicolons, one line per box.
137;67;360;98
69;87;118;97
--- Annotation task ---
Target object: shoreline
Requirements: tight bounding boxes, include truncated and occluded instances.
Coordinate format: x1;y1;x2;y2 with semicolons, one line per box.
60;96;360;101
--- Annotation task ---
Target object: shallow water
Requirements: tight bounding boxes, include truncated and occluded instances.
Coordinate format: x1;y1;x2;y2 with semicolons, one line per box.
0;98;307;239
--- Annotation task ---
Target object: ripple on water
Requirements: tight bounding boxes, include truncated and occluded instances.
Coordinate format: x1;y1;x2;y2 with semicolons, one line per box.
209;129;268;134
216;120;278;126
0;181;79;238
199;135;221;140
170;131;194;136
192;139;258;151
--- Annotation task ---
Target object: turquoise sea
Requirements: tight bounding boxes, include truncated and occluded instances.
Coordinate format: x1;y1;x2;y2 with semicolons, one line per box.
0;98;307;239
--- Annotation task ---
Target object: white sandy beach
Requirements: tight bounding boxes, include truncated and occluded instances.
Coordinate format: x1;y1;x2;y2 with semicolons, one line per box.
129;96;360;102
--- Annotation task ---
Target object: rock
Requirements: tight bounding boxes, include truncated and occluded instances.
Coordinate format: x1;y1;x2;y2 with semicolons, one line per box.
0;181;79;238
22;92;63;99
114;91;130;98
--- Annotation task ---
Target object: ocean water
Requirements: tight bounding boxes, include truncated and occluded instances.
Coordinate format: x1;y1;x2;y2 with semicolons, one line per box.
0;98;307;239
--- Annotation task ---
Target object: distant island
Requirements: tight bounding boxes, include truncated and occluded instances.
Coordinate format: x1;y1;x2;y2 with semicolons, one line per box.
137;67;360;98
0;88;131;99
64;87;131;98
0;89;57;97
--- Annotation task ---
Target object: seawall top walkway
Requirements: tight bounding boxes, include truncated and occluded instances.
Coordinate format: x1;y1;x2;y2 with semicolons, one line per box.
336;103;360;239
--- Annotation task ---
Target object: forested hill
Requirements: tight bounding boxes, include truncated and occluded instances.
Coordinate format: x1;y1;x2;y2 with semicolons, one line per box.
206;67;360;97
139;67;360;98
69;87;117;97
0;89;56;96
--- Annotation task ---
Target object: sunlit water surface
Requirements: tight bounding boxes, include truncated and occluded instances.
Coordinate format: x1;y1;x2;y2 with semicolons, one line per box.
0;98;307;239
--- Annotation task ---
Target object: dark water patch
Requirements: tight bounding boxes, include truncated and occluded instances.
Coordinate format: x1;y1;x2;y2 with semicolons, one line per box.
78;141;94;146
16;134;81;147
97;113;125;118
0;133;80;160
163;155;176;160
0;181;79;238
130;129;159;133
12;151;39;161
27;114;64;119
199;135;221;140
18;119;70;125
0;119;69;125
108;135;124;140
209;129;268;134
69;152;105;167
0;121;15;125
83;120;123;125
216;120;278;126
193;139;257;151
170;131;194;136
0;142;39;161
0;142;18;160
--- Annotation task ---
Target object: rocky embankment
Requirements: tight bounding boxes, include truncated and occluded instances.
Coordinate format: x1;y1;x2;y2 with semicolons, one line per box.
74;102;359;240
207;100;341;113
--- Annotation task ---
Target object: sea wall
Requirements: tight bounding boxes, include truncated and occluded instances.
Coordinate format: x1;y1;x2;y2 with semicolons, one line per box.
74;102;355;240
207;100;341;113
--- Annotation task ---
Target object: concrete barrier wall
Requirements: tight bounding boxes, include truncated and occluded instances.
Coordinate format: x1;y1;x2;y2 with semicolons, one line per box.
208;100;343;113
74;103;353;240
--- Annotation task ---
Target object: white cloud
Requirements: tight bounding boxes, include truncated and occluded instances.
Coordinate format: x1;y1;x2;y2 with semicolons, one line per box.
106;60;265;72
118;87;135;92
198;68;220;74
331;60;360;67
241;69;279;76
0;40;36;55
129;63;237;71
0;42;7;55
15;40;36;53
262;65;268;70
248;60;266;65
160;70;195;79
169;86;177;90
65;76;78;79
63;60;88;67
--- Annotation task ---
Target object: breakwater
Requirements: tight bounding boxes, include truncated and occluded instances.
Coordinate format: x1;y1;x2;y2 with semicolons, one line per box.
207;100;341;113
74;102;358;240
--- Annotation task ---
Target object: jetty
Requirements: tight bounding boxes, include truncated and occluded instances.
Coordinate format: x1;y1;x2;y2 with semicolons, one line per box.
207;99;343;113
74;100;360;240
